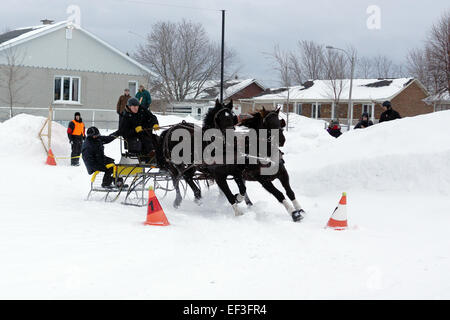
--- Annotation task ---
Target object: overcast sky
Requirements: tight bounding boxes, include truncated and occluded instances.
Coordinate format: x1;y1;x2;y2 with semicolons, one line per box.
1;0;449;87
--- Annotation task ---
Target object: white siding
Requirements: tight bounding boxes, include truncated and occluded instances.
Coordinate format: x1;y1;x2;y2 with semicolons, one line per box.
2;27;147;76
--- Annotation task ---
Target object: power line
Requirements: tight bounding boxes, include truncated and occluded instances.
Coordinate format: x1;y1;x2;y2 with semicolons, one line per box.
115;0;221;12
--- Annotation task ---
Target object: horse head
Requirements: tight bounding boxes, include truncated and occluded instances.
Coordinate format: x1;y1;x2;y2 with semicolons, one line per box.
203;99;236;132
240;106;286;147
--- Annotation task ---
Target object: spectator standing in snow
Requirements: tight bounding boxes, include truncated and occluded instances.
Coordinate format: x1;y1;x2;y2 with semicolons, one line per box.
135;85;152;110
116;88;130;115
327;120;342;138
81;127;124;188
354;112;374;129
116;88;131;129
379;101;401;123
67;112;85;166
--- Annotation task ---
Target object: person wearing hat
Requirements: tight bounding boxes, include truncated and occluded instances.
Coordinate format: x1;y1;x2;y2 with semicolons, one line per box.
327;119;342;138
81;127;125;188
354;112;374;129
116;88;131;115
118;97;160;164
67;112;85;166
379;101;401;123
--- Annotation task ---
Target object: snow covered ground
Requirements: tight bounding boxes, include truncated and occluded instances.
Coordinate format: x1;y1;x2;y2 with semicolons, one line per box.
0;111;449;299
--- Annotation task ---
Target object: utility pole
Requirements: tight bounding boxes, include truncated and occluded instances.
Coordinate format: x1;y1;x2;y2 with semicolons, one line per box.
326;45;356;131
220;10;225;104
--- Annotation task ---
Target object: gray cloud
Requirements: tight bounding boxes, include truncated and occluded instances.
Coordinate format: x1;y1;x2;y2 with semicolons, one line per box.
1;0;449;87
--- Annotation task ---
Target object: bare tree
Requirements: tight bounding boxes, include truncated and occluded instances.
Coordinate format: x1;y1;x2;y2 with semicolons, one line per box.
289;40;324;84
426;10;450;93
322;49;348;110
406;10;450;94
356;56;374;78
373;55;394;78
0;46;29;118
266;44;293;129
134;19;236;102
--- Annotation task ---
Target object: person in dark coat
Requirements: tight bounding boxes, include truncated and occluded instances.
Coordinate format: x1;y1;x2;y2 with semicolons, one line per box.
67;112;85;166
118;97;159;163
135;85;152;110
354;112;374;129
81;127;123;188
327;120;342;138
379;101;401;123
116;88;131;115
116;88;131;132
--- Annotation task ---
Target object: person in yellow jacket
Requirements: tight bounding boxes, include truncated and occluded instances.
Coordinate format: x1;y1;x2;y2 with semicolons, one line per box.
67;112;86;166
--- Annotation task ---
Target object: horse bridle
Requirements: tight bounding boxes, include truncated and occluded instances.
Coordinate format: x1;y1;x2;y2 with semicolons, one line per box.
214;107;235;130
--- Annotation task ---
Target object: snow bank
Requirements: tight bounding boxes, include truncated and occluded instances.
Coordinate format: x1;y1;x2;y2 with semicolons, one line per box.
0;114;71;165
283;111;450;195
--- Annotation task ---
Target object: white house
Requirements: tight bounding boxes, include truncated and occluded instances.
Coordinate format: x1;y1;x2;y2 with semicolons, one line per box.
0;20;152;128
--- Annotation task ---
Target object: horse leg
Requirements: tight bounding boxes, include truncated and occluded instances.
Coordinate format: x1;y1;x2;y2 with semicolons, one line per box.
233;172;247;204
278;166;304;222
215;177;244;217
257;178;302;222
184;173;202;205
242;180;254;206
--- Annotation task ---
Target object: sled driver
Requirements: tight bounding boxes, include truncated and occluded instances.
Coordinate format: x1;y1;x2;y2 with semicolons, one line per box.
81;127;125;188
118;97;160;164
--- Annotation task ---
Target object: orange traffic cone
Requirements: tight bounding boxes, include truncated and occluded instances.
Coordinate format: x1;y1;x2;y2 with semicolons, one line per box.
144;187;170;226
326;192;348;230
46;149;57;166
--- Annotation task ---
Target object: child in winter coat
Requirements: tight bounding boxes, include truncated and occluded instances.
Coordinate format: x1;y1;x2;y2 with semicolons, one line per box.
327;120;342;138
81;126;124;188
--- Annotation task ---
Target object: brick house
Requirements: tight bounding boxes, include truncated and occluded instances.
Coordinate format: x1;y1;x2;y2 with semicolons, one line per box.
239;78;431;124
152;78;266;117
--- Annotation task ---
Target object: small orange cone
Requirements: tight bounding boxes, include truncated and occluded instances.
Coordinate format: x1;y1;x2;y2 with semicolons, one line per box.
46;149;57;166
144;187;170;226
326;192;348;230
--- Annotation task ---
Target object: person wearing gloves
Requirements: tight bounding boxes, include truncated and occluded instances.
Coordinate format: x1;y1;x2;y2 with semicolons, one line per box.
118;97;160;164
67;112;85;166
81;126;125;189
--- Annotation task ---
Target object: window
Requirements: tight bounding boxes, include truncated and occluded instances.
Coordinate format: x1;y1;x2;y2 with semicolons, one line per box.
54;76;80;103
197;108;202;115
128;81;138;95
296;104;302;115
311;103;321;118
363;104;373;118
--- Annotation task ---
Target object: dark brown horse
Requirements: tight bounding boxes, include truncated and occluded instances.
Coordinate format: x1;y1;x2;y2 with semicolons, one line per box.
238;107;305;222
158;99;248;216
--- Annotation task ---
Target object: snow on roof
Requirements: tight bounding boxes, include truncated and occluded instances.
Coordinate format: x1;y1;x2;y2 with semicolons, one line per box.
423;90;450;104
184;78;264;101
252;78;418;102
0;21;153;75
0;21;68;49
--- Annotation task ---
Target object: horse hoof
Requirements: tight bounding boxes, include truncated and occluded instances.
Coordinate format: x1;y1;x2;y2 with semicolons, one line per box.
292;210;305;222
235;194;245;203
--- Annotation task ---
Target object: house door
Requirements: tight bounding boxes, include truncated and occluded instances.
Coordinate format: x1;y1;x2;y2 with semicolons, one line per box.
128;81;138;95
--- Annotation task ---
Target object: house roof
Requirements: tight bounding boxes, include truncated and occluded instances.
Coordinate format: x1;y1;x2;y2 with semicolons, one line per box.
423;90;450;104
0;21;153;75
248;78;426;103
184;78;265;101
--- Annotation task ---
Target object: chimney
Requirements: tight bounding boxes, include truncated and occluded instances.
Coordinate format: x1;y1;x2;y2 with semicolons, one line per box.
40;19;54;25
